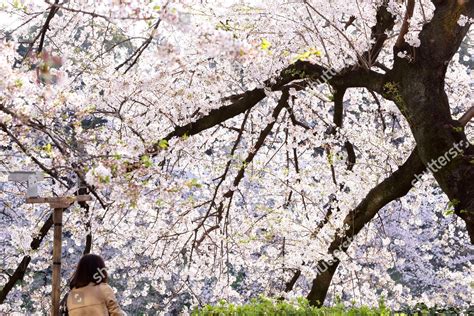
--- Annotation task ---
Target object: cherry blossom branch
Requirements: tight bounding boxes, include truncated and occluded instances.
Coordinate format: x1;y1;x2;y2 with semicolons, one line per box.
0;121;63;184
193;110;251;243
211;111;250;201
192;90;290;251
303;0;369;69
224;93;289;199
0;105;108;209
134;61;383;168
0;214;53;303
308;88;354;240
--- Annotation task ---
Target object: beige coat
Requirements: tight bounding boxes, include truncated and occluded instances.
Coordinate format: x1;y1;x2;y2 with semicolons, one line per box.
67;283;125;316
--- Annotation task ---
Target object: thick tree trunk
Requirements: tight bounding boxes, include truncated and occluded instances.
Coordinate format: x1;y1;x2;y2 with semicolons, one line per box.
307;1;474;307
386;0;474;243
307;149;425;306
389;61;474;243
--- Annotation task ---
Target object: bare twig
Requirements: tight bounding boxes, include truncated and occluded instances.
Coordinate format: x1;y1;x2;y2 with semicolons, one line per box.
115;12;164;74
395;0;416;49
22;0;59;61
459;106;474;126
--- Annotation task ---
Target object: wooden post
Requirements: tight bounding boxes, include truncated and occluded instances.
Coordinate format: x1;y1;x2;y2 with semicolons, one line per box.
52;208;63;316
25;195;91;315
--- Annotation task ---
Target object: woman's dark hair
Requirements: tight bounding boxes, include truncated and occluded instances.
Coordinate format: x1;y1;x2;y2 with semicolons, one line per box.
69;254;108;289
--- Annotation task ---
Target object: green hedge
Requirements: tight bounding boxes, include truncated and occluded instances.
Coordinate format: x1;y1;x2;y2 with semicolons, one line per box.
191;296;470;315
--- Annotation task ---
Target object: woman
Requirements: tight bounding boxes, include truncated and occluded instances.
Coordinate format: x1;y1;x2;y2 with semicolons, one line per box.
66;254;125;316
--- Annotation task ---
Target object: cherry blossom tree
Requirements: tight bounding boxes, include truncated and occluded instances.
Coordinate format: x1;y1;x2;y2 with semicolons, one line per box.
0;0;473;314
